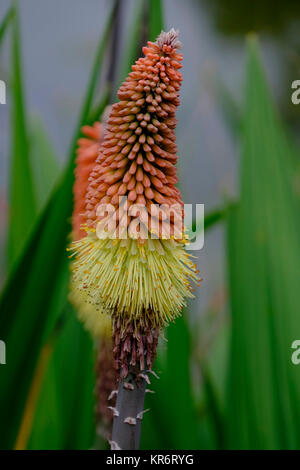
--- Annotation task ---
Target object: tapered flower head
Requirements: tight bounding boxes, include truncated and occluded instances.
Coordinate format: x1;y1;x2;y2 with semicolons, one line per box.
84;29;184;235
70;30;200;375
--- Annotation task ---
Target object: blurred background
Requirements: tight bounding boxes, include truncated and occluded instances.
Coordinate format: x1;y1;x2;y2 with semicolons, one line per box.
0;0;300;450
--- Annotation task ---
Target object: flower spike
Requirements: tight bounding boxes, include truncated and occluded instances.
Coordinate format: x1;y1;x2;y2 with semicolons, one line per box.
69;30;200;376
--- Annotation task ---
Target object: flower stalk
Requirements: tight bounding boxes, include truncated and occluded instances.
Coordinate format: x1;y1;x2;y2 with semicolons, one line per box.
111;372;147;450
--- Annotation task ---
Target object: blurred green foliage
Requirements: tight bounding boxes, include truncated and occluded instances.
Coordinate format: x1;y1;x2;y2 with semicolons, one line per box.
201;0;300;35
0;0;300;450
226;38;300;450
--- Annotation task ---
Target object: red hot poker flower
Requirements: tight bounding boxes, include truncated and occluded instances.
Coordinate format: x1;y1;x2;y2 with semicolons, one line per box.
70;30;200;377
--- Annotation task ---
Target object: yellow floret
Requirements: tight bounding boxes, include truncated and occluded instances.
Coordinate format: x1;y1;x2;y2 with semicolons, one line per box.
69;231;200;328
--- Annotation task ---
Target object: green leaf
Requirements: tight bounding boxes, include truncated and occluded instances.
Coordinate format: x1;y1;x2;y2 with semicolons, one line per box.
28;313;95;450
204;206;226;230
117;0;145;88
226;37;300;450
8;6;36;269
0;2;116;449
0;7;14;45
202;366;225;449
28;114;60;212
148;0;164;42
87;87;110;126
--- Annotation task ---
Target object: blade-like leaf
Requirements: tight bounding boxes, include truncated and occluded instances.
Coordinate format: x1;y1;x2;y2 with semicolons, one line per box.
148;0;164;42
0;7;14;45
28;115;60;211
86;87;110;127
8;6;36;268
117;0;145;88
226;37;300;450
27;313;95;450
202;367;225;449
204;206;226;230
